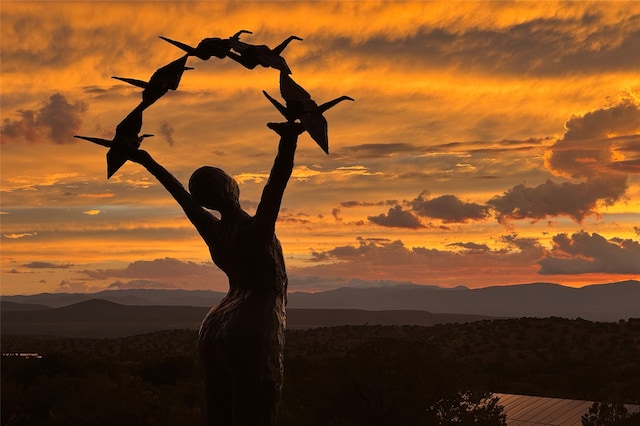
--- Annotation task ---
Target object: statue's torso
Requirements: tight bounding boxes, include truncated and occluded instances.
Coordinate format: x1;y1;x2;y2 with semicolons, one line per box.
207;214;287;293
198;214;287;368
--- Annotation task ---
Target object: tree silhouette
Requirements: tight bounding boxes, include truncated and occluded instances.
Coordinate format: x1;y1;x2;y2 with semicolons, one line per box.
582;402;640;426
425;390;507;426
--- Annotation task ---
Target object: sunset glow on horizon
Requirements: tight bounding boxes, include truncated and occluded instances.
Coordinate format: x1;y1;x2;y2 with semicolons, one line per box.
2;1;639;295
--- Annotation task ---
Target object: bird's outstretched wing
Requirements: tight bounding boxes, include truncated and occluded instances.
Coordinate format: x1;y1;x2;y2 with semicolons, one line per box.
74;135;124;179
159;36;196;55
74;135;112;148
112;76;149;89
319;96;355;113
106;149;128;179
263;90;292;121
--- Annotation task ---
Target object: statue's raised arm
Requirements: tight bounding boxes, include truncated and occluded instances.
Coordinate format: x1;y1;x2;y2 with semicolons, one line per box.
127;149;218;242
254;121;305;238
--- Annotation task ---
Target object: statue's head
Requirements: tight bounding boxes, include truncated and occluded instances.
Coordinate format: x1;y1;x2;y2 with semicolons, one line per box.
189;166;240;212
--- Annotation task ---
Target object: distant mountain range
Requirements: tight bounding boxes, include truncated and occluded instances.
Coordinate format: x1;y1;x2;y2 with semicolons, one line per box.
288;280;640;321
1;280;640;321
2;280;638;324
2;280;638;337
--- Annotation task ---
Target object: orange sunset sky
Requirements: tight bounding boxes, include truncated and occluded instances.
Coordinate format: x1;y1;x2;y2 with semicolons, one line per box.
1;1;639;295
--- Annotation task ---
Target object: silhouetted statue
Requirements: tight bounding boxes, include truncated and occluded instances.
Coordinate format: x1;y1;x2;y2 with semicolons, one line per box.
159;30;251;61
124;121;304;426
227;31;302;74
75;104;154;178
112;54;193;109
263;72;354;154
78;27;353;425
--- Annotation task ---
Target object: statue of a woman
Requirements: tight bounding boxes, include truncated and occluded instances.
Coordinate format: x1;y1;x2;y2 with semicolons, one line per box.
127;121;304;426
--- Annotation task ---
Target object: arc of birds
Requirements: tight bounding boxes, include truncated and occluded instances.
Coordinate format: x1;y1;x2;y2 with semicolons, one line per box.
75;30;354;178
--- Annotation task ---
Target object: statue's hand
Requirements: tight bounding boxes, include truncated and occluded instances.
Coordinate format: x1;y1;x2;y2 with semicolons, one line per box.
267;121;305;138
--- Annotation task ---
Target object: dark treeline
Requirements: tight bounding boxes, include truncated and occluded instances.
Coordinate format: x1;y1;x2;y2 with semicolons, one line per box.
2;317;639;425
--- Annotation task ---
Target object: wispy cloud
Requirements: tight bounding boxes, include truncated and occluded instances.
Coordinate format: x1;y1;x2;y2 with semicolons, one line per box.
23;261;73;269
159;121;175;146
3;232;37;239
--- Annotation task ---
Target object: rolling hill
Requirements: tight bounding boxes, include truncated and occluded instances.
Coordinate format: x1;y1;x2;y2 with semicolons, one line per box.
1;300;493;337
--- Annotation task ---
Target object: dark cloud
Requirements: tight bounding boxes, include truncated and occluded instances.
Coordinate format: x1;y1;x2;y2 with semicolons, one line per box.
368;205;424;229
304;237;545;281
321;238;415;262
79;257;228;290
488;175;627;223
538;231;640;275
547;99;640;179
411;191;490;223
446;242;491;252
547;139;622;179
425;138;551;157
80;257;216;279
341;200;398;208
1;93;88;144
83;86;108;94
279;213;312;224
397;172;433;180
563;98;640;142
309;250;332;262
611;157;640;173
159;121;175;146
513;98;639;223
23;261;74;269
501;234;541;252
319;13;640;77
57;280;93;293
309;237;394;263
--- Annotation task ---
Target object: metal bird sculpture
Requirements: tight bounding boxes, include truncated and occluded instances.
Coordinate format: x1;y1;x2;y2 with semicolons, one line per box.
112;55;193;109
74;105;154;178
227;31;302;74
158;30;251;60
263;73;354;154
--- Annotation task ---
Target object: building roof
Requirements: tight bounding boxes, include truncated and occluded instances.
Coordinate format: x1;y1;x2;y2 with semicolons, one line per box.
494;393;640;426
